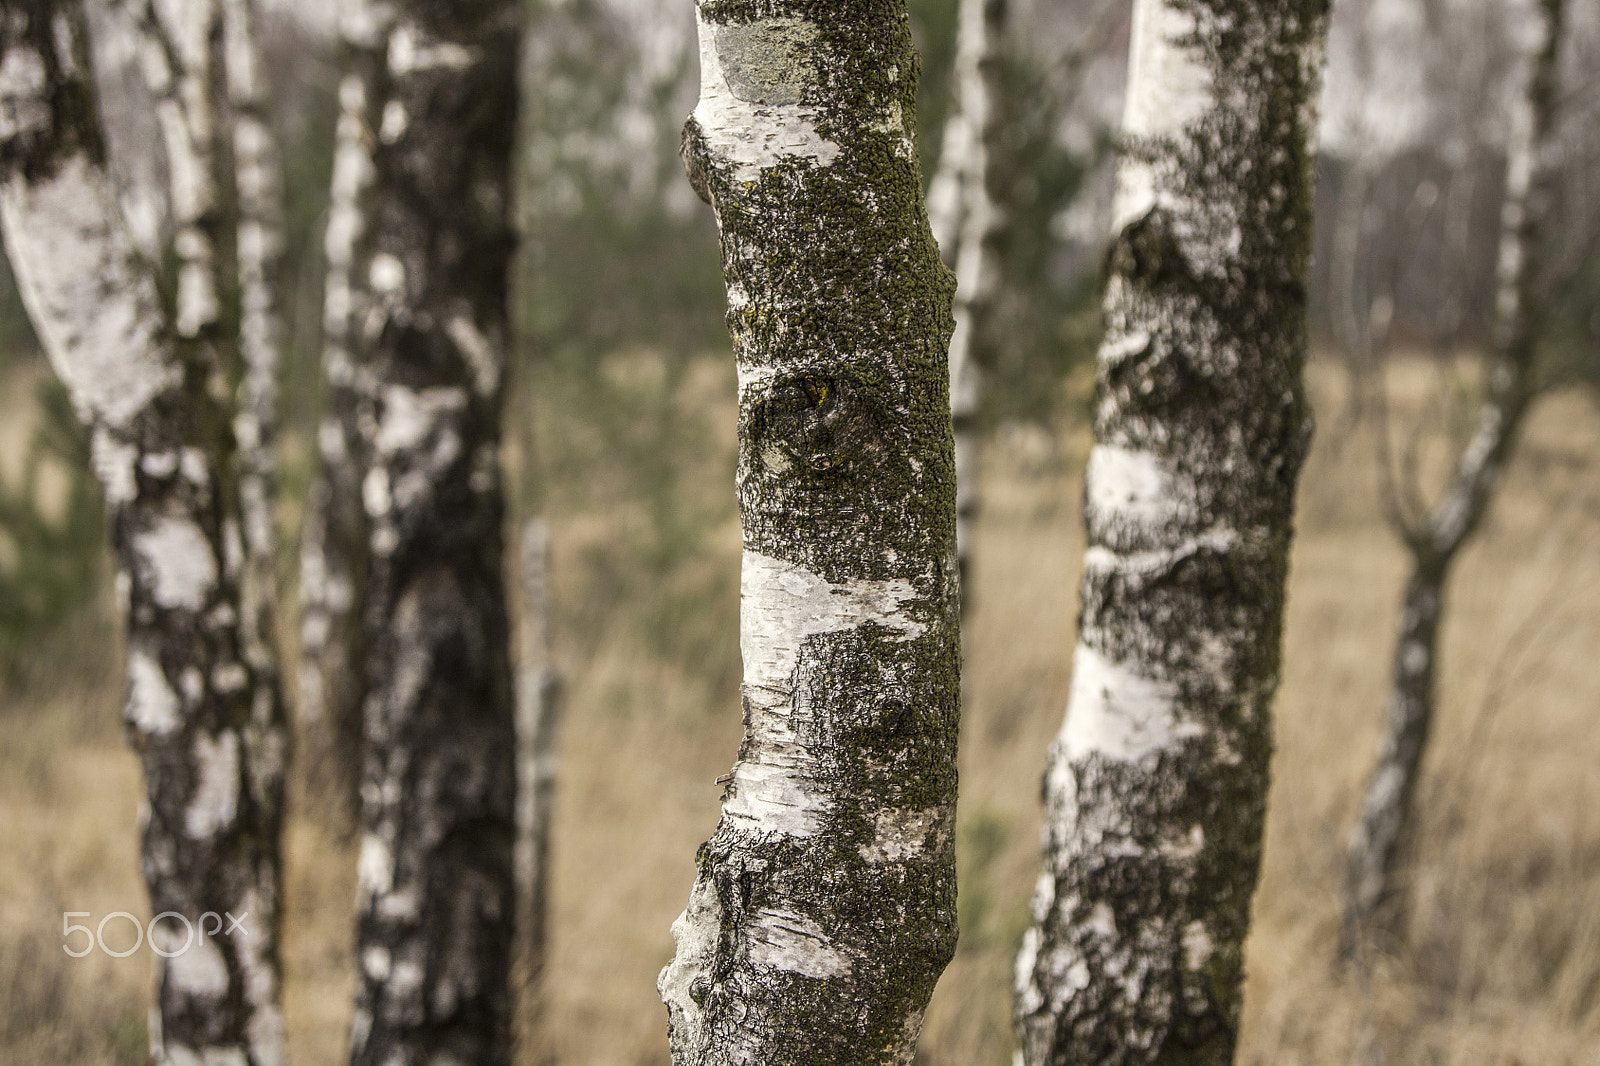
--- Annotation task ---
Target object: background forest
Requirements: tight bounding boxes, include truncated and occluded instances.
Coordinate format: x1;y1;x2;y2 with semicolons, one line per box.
1;0;1598;1062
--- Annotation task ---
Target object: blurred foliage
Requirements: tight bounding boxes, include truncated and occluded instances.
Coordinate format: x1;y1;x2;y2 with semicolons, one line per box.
984;52;1109;426
1543;240;1600;397
910;0;961;185
0;253;40;374
516;0;724;364
514;0;739;691
0;375;105;684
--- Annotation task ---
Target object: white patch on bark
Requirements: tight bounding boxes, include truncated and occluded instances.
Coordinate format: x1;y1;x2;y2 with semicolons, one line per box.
92;435;141;505
379;100;408;143
1182;920;1212;969
375;385;467;454
692;16;838;184
1111;0;1213;233
362;467;391;517
358;832;394;895
387;20;475;75
444;316;500;396
859;806;954;863
726;549;926;837
185;731;241;838
1084;444;1197;537
369;252;405;295
163;929;230;997
134;516;219;610
0;156;177;430
746;908;851;979
0;46;49;138
1082;526;1239;579
658;875;722;1059
1061;644;1205;762
128;650;182;735
363;946;392;980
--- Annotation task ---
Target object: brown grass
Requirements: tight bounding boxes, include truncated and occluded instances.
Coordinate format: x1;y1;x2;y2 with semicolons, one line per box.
3;353;1598;1065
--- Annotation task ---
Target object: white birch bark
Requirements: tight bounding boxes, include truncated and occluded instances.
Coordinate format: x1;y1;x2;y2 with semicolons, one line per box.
221;0;285;695
1341;0;1567;958
661;5;961;1063
337;2;522;1063
0;4;285;1063
1012;0;1329;1059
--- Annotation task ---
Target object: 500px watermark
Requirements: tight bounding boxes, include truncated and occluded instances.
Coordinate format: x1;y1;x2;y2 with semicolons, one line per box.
62;910;250;958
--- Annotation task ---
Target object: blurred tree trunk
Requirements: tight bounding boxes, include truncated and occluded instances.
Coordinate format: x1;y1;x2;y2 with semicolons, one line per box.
297;8;382;826
1341;0;1567;959
515;518;561;1041
1012;0;1327;1059
337;2;522;1064
0;3;288;1063
222;0;289;804
924;0;1007;605
659;6;961;1064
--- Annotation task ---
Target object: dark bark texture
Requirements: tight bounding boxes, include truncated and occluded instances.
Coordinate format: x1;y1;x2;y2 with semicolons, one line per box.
659;3;961;1064
0;3;286;1062
1341;0;1567;958
1012;0;1328;1061
340;3;522;1065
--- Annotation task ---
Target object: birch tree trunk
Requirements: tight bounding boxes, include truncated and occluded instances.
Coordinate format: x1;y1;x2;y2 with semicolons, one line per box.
339;3;522;1063
925;0;1007;602
659;6;961;1064
514;518;561;1027
1012;0;1328;1059
297;2;382;822
1341;0;1567;958
0;4;286;1063
222;0;286;732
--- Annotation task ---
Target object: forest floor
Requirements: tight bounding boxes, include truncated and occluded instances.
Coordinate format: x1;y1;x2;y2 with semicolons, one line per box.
1;351;1598;1065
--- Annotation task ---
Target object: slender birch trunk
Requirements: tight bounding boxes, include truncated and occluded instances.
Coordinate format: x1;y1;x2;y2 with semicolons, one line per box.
296;3;382;822
925;0;1007;602
1012;0;1327;1059
659;7;961;1064
339;3;522;1063
515;519;561;1019
0;4;286;1063
1341;0;1566;958
221;0;285;717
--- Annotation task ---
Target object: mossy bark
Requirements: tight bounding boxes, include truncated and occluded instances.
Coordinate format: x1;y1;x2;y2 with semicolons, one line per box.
338;3;522;1064
0;4;286;1062
659;2;961;1064
1012;0;1328;1061
1341;0;1567;960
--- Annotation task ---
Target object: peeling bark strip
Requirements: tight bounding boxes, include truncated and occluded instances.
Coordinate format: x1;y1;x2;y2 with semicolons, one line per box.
1013;0;1327;1060
1341;0;1567;959
662;4;960;1064
0;5;286;1064
339;2;522;1064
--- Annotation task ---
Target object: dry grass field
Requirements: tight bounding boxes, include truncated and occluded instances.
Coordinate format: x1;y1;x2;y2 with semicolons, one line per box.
1;352;1597;1065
